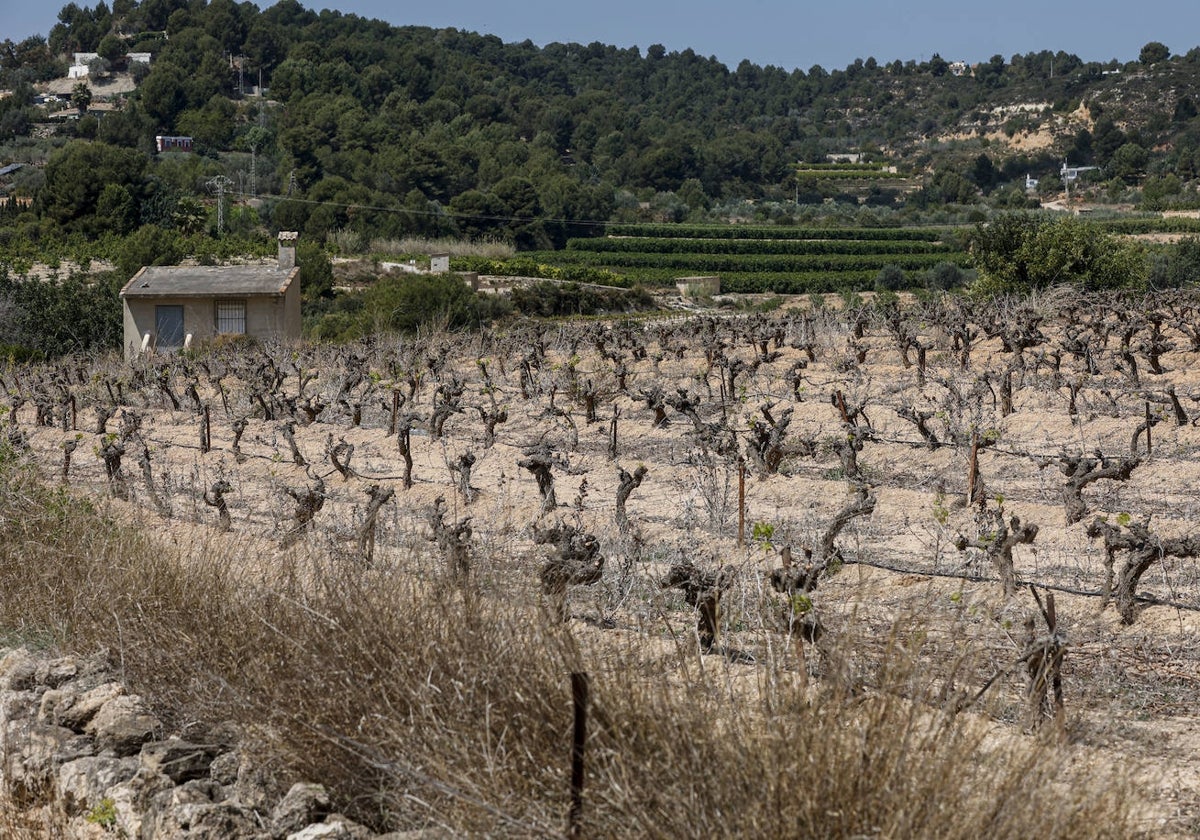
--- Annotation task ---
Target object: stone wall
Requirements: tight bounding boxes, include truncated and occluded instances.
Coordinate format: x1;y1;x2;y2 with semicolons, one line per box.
0;647;425;839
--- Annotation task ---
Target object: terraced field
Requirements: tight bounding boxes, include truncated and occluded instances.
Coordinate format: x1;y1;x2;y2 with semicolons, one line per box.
455;223;971;292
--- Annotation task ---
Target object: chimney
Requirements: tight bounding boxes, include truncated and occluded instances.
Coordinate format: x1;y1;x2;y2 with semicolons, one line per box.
278;231;298;270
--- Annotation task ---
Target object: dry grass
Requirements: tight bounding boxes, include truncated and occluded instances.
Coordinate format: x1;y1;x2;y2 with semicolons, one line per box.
368;236;516;260
0;452;1137;838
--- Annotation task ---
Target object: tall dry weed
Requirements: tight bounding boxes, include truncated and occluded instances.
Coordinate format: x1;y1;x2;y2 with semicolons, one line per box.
0;457;1137;838
369;236;516;260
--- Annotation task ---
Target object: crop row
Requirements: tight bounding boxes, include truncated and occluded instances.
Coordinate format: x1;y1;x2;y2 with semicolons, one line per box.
569;237;951;256
541;249;968;274
457;255;962;292
603;223;947;241
794;170;903;180
792;162;890;171
719;271;880;293
1096;217;1200;235
450;255;632;286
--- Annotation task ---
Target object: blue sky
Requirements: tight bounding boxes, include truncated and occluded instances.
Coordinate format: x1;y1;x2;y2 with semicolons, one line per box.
9;0;1200;72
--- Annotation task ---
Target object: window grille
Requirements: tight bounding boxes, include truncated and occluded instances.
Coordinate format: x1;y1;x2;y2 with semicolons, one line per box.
215;300;246;334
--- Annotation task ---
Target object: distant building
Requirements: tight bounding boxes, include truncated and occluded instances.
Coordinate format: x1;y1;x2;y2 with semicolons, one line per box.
69;51;150;78
68;52;99;79
676;276;721;298
119;232;302;360
155;135;193;153
948;61;970;77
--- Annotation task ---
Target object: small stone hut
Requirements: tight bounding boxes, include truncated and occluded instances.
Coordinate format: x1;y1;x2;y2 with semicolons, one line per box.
119;232;302;360
676;275;721;298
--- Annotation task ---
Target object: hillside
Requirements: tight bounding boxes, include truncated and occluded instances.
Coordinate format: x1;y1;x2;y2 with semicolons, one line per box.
3;4;1200;250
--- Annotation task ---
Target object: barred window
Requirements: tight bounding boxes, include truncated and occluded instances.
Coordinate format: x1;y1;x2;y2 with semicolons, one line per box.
215;300;246;334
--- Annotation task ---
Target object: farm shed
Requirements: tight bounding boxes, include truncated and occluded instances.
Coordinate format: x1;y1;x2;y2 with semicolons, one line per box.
676;275;721;298
119;232;301;360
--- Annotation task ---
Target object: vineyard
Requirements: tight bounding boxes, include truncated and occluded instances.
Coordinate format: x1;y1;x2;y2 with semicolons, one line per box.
513;223;969;292
5;289;1200;834
793;162;908;182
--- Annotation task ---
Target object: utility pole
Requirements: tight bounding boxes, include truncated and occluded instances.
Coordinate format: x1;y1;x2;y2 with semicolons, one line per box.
206;175;233;235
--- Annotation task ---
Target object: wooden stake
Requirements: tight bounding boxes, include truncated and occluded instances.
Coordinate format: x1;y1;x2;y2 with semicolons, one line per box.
608;407;619;460
389;390;399;436
834;390;851;424
966;429;980;508
737;456;746;548
201;404;211;454
568;672;589;838
1145;401;1152;457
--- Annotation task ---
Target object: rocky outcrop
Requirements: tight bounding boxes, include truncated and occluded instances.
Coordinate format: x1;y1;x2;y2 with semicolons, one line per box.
0;647;377;839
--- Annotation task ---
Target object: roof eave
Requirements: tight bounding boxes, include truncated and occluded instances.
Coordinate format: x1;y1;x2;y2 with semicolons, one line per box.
279;266;300;294
118;267;148;298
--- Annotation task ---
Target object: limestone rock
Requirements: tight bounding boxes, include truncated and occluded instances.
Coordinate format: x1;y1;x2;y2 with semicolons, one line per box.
209;750;240;785
56;755;139;815
0;648;38;691
271;782;332;838
287;823;354;840
2;721;76;796
0;650;352;840
86;694;160;757
149;800;269;840
105;767;176;840
34;656;82;689
40;681;124;732
140;737;223;784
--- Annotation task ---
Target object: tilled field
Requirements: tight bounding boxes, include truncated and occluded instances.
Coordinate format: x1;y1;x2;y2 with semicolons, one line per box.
6;291;1200;834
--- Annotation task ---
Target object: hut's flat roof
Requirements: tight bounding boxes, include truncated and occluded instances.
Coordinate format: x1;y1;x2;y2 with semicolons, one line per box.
120;264;298;298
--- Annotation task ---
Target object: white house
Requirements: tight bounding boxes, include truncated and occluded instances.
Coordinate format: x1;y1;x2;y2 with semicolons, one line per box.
68;51;150;79
68;52;99;79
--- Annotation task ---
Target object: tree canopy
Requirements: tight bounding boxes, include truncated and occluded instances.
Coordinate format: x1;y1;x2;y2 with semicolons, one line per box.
10;0;1196;249
970;214;1146;295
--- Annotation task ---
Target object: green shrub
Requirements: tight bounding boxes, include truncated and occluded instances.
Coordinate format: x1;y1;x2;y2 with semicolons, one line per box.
510;281;656;317
926;260;965;290
360;274;510;335
874;263;907;292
